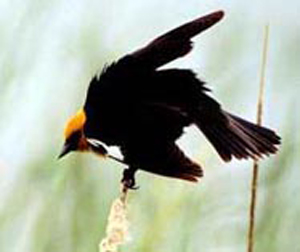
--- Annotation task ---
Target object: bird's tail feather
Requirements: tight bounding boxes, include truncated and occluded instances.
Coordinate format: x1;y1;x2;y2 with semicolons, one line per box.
195;111;281;162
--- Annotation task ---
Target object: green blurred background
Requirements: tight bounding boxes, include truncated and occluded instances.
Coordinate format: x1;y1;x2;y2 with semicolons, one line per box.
0;0;299;251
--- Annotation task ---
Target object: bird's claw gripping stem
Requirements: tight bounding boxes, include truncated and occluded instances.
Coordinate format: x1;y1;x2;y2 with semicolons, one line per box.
121;168;139;190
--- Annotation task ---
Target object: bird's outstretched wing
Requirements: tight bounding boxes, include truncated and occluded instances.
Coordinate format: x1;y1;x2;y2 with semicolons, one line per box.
130;10;224;69
121;142;203;182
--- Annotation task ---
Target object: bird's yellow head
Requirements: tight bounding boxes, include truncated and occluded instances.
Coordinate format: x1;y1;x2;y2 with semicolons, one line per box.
58;108;108;159
58;109;88;158
64;109;87;140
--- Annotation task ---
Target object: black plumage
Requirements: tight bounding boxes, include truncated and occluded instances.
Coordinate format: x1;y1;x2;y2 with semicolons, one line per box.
69;11;280;186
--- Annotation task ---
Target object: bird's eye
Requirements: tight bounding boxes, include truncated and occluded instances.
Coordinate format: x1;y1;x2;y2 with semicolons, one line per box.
66;131;82;146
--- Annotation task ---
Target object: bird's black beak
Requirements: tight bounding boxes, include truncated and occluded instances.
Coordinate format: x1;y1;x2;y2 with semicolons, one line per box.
58;143;72;159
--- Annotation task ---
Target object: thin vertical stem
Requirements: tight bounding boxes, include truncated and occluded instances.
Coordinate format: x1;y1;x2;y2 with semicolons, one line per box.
247;25;269;252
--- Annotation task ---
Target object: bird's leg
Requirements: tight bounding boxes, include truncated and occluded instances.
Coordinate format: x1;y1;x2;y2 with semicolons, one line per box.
121;167;139;190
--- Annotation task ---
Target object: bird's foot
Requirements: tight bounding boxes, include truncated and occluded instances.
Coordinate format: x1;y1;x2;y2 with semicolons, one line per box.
121;168;139;190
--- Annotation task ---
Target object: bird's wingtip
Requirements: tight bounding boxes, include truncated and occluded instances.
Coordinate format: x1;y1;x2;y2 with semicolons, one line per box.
210;10;225;21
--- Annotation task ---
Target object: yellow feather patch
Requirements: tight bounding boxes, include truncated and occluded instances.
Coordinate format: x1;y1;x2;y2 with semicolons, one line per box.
64;109;87;139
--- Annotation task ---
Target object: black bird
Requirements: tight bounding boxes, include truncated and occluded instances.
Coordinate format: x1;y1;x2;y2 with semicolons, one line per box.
59;10;280;189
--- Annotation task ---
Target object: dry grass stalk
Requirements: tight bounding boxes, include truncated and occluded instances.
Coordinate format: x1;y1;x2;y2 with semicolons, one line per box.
247;25;270;252
99;185;129;252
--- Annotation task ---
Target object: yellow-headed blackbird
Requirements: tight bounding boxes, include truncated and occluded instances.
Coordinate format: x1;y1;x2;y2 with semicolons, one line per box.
59;11;280;189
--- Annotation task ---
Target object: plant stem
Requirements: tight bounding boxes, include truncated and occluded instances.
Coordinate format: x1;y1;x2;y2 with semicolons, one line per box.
247;24;269;252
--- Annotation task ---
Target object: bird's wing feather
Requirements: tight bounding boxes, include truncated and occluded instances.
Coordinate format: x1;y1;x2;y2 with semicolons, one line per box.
121;142;203;182
129;10;224;69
